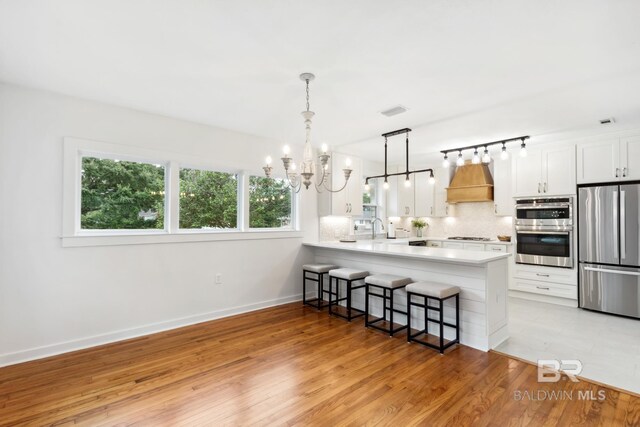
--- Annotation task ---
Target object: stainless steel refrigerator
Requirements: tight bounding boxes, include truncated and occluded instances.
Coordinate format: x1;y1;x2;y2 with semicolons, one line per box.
578;184;640;319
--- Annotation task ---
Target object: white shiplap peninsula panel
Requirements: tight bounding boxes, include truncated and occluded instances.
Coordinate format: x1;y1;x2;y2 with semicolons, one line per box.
306;243;509;351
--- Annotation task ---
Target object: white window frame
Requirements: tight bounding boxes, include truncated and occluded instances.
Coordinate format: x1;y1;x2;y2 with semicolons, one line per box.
246;174;296;232
62;137;303;247
176;164;241;233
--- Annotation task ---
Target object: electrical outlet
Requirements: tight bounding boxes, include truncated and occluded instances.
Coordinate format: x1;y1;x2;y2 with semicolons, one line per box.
215;273;222;285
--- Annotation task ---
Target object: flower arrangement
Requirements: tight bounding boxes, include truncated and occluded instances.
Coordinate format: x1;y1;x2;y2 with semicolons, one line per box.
411;218;428;237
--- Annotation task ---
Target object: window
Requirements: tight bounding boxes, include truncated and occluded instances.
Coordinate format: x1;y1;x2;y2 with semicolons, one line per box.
249;176;292;229
64;137;301;246
81;157;165;230
179;168;238;229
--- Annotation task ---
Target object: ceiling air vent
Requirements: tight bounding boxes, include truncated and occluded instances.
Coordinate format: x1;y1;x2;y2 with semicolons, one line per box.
600;117;615;125
381;105;408;117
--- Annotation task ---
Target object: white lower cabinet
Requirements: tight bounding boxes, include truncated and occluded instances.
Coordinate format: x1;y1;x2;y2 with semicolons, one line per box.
511;264;577;301
463;242;485;251
511;279;577;300
442;241;464;249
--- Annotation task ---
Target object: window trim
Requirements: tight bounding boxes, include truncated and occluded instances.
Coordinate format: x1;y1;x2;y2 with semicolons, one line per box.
247;174;296;231
176;165;241;232
62;137;302;247
77;152;170;235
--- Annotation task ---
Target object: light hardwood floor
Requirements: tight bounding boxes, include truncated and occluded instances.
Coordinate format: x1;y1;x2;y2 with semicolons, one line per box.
0;302;638;426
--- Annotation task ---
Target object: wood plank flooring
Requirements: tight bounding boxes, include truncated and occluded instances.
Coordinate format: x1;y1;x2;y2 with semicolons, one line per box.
0;302;638;426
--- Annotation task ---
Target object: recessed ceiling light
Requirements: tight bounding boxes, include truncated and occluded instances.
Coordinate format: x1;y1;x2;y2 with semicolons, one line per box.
380;105;408;117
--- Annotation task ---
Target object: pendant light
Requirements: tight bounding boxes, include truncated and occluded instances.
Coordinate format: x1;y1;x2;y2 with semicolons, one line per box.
500;143;509;160
482;146;491;163
472;147;481;164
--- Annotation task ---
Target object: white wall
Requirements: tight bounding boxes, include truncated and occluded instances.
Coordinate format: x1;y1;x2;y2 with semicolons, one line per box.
0;83;317;366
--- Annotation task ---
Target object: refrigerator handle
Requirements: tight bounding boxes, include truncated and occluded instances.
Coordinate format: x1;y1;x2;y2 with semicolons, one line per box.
613;190;619;260
584;266;640;276
621;190;626;260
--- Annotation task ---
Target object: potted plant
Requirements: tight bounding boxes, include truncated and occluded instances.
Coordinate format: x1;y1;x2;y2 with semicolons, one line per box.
411;218;428;238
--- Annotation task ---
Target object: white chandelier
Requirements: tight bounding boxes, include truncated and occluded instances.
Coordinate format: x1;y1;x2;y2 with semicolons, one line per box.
263;73;352;193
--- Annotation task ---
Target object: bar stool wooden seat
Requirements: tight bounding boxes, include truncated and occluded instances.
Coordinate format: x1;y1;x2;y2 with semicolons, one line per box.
302;264;338;310
406;281;460;354
328;268;369;321
364;274;412;336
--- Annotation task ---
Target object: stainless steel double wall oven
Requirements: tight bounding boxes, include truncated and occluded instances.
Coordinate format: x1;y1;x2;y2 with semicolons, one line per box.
514;197;574;269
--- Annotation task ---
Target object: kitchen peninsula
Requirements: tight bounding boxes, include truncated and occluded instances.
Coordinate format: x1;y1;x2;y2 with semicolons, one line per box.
303;240;511;351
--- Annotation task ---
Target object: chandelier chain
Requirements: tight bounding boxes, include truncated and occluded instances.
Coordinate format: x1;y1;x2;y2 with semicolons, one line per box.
305;79;310;112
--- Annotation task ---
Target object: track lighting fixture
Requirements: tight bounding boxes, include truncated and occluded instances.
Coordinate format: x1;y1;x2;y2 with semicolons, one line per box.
441;136;530;168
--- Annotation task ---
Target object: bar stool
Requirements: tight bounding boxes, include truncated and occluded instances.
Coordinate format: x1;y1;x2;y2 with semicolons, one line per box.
364;274;413;336
302;264;338;310
406;282;460;354
328;268;369;321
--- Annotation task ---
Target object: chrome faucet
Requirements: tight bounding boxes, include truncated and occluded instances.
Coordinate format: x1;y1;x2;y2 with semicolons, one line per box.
371;217;385;240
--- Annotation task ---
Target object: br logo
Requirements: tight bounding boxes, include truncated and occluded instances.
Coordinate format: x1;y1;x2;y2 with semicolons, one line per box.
537;359;583;383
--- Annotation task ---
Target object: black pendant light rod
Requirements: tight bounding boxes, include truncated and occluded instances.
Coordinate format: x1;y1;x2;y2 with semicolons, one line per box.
365;127;434;186
440;135;530;154
365;168;434;185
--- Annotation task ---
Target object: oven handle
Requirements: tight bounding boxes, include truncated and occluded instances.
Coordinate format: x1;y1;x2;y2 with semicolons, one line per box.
516;230;571;235
515;204;571;209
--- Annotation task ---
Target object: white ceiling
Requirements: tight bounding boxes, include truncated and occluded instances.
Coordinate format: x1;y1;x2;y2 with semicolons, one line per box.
2;0;640;162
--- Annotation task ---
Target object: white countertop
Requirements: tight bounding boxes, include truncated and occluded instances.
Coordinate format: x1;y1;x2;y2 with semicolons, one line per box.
303;241;512;265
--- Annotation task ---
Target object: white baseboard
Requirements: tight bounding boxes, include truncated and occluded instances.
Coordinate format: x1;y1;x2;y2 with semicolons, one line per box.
0;293;303;368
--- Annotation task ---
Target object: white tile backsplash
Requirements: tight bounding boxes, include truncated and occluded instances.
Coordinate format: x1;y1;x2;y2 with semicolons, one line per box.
320;201;513;241
396;202;513;239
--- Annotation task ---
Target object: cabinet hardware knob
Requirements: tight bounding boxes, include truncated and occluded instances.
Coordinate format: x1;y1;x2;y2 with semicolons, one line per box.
537;183;541;193
623;167;627;177
536;273;550;277
536;286;550;290
544;182;548;193
616;168;620;178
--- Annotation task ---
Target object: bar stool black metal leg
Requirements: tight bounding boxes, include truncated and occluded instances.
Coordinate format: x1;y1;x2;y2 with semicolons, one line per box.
389;289;394;336
365;283;370;326
328;276;334;316
407;292;412;342
439;298;444;353
303;270;307;305
455;294;460;343
346;280;352;321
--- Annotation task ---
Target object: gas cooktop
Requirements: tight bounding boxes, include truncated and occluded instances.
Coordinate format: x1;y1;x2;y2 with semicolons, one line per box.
447;236;492;241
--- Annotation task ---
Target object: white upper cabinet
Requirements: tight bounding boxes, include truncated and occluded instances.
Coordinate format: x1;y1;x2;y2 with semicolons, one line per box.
621;136;640;181
318;152;363;216
542;145;576;196
577;135;640;184
415;171;435;217
492;158;513;216
513;144;576;197
512;148;542;196
433;166;454;217
576;138;620;184
396;173;415;217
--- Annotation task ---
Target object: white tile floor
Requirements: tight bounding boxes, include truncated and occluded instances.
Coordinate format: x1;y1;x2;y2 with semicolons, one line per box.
496;297;640;394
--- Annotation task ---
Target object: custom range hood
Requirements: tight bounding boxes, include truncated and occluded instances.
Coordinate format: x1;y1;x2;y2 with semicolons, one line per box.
446;161;494;203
